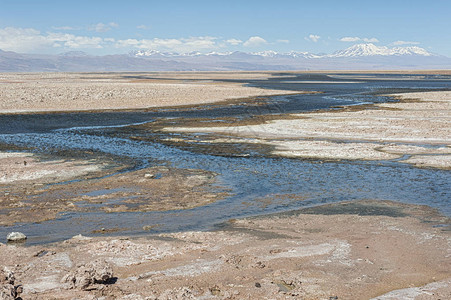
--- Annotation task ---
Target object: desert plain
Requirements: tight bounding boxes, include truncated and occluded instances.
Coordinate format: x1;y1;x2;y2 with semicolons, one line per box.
0;71;450;299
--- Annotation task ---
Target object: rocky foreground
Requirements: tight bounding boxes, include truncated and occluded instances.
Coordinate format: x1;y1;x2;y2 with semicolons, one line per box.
1;200;450;299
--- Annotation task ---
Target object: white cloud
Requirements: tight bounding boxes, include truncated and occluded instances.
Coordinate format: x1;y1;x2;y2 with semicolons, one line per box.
115;39;141;47
47;32;106;49
0;27;110;52
183;36;217;49
243;36;267;47
340;36;379;43
340;36;361;42
137;25;150;30
0;26;290;55
88;22;119;33
392;40;420;46
115;36;219;53
363;37;379;43
276;39;290;44
0;27;54;52
0;27;224;54
225;38;242;45
305;34;321;42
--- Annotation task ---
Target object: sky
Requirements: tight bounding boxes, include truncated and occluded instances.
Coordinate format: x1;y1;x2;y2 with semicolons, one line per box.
0;0;450;56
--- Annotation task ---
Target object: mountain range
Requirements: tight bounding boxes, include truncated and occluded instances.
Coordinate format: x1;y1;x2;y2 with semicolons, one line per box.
1;43;450;72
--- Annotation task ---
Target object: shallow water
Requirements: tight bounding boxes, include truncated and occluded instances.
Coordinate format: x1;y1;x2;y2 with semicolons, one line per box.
0;73;450;245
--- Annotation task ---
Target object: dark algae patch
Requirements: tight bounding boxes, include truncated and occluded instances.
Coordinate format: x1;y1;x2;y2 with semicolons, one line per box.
298;200;410;217
294;200;451;228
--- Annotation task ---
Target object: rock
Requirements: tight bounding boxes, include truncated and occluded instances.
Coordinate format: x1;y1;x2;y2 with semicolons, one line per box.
70;234;92;241
0;268;14;285
156;287;196;300
61;259;114;290
144;173;155;179
184;175;211;187
209;285;221;295
0;284;16;300
6;232;27;242
0;268;22;300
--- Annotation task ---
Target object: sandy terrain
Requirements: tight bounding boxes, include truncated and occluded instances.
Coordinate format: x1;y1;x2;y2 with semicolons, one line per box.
166;91;451;169
0;72;299;113
0;152;104;185
1;200;449;299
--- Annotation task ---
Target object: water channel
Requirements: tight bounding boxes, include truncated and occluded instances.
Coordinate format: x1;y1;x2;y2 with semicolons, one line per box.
1;73;450;245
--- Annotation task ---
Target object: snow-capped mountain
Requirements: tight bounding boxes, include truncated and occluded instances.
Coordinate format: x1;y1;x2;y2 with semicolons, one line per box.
179;51;204;57
328;43;434;57
285;51;320;59
391;46;432;56
129;44;434;59
131;50;177;57
204;51;234;56
250;51;320;59
130;49;321;59
1;43;449;72
251;50;280;57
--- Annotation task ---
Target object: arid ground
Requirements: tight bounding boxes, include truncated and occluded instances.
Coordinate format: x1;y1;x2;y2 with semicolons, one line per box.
0;72;450;299
0;72;298;113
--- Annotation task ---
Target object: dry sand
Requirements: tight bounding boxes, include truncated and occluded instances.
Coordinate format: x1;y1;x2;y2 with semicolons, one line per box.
166;91;451;169
0;152;104;185
1;200;449;299
0;72;299;113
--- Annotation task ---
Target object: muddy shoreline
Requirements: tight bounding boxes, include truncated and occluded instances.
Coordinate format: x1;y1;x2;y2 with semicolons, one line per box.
0;151;227;227
1;200;450;299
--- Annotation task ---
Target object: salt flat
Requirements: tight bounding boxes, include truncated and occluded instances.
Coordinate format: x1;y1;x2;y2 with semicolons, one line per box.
166;91;451;169
0;72;298;113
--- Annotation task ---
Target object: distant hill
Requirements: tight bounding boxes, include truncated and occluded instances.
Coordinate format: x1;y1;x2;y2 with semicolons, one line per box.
1;43;450;72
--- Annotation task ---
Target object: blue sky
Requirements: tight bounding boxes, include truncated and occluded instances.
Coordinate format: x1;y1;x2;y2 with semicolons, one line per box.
0;0;450;56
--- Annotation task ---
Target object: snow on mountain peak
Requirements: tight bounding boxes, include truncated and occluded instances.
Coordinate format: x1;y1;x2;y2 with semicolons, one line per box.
129;44;434;60
205;51;234;56
130;50;178;57
329;43;433;57
286;51;321;58
132;49;160;56
180;51;203;57
391;46;432;56
252;50;280;57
